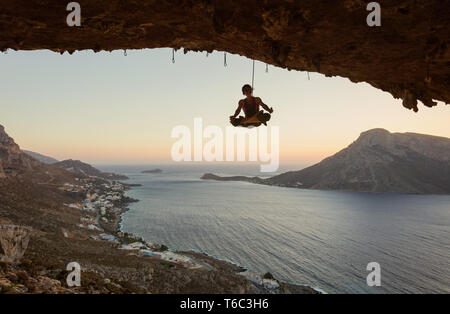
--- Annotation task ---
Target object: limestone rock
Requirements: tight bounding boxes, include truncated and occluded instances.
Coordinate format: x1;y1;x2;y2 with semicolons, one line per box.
0;1;449;110
0;163;5;179
0;225;32;263
0;125;41;178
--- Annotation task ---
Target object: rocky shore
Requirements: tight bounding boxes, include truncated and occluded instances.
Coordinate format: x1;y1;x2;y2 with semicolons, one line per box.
0;175;319;294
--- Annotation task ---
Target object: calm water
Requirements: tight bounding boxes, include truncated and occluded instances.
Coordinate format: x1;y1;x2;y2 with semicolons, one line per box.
100;164;450;294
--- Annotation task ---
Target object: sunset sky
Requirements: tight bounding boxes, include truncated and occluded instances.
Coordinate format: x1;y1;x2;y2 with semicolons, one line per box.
1;48;449;167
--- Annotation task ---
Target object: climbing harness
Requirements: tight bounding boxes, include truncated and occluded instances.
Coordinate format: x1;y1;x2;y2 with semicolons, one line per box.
230;59;274;128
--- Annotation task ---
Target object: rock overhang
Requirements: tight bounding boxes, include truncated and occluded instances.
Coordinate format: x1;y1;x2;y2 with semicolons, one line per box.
0;0;449;112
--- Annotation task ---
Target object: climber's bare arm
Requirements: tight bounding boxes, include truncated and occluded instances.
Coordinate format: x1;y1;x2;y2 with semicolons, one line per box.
230;100;244;118
256;97;274;113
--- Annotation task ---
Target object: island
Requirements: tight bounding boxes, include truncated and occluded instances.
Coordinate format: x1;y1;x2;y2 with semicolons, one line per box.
201;129;450;195
201;173;263;184
141;169;163;174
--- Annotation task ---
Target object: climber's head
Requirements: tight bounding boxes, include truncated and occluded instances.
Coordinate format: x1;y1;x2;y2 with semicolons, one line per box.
242;84;253;97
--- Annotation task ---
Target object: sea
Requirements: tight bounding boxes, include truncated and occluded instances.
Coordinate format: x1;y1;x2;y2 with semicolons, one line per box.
99;164;450;294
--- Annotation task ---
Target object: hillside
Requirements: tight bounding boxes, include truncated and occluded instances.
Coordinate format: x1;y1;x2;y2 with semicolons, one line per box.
0;125;75;184
23;150;59;164
53;160;128;181
0;125;41;178
203;129;450;194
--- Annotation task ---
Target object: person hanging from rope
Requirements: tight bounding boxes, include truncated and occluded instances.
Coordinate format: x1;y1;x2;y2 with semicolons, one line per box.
230;84;274;127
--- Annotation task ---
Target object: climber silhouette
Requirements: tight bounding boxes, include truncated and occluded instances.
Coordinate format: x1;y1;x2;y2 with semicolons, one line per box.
230;84;274;127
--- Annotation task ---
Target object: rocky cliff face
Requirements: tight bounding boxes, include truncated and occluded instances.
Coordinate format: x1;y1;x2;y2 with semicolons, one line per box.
0;125;40;178
0;225;32;263
0;0;449;111
0;162;5;179
267;129;450;194
22;150;59;164
354;129;450;162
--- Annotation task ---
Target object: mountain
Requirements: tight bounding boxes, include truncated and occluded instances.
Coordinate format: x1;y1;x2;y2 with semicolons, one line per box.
0;124;127;182
23;150;59;164
53;159;129;180
0;125;80;183
0;125;41;178
203;129;450;194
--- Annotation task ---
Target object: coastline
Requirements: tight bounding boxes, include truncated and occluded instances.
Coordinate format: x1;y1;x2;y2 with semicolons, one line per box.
200;171;450;196
117;180;322;294
0;170;320;294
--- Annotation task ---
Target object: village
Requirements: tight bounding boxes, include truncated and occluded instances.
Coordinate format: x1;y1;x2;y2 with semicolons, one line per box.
61;179;200;266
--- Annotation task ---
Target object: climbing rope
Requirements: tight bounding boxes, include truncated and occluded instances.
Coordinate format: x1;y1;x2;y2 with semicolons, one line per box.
251;60;255;90
224;52;227;67
172;48;175;63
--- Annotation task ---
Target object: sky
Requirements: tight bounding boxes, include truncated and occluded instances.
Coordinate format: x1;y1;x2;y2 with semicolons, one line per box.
1;48;449;168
